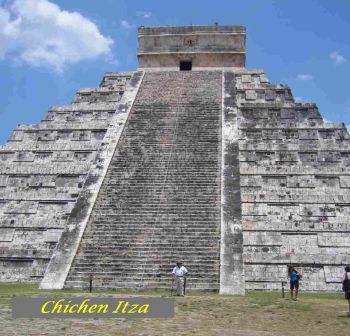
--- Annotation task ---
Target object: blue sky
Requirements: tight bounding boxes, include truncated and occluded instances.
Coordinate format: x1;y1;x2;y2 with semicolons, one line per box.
0;0;349;144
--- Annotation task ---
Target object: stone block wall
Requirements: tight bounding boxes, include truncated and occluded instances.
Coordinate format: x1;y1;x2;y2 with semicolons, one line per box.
138;25;246;69
0;72;132;281
235;70;350;291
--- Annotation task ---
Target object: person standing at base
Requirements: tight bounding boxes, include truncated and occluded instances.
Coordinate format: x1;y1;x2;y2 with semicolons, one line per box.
172;262;188;297
288;265;301;300
341;266;350;317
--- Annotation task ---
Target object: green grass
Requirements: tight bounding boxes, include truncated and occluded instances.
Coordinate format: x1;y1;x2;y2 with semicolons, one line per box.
0;283;349;336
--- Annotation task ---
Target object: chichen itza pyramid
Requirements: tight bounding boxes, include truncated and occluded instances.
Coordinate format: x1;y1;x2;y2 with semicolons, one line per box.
0;25;349;294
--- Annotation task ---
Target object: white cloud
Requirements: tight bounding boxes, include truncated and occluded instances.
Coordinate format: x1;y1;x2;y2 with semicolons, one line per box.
136;11;152;19
330;51;347;65
0;0;113;72
294;96;303;102
120;20;135;29
296;74;313;81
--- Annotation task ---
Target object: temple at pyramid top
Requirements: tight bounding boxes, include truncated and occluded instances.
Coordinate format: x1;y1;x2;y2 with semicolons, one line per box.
137;25;246;69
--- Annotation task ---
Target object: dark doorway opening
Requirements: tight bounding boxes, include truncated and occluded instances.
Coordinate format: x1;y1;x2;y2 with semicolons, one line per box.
180;61;192;71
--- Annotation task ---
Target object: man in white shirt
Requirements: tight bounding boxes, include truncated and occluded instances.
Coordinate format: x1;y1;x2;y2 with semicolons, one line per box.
172;262;188;296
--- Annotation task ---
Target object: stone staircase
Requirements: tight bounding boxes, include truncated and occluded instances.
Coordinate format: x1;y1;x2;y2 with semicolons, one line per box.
65;71;222;291
0;72;131;282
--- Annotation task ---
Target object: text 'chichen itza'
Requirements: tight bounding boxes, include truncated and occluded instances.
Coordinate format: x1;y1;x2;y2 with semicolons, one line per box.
0;25;349;294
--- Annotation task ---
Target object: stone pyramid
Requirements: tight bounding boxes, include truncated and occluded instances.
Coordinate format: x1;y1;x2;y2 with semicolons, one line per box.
0;26;349;295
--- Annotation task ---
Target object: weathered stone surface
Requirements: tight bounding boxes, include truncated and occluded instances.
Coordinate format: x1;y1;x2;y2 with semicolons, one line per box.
1;25;349;294
0;228;15;242
40;71;144;289
220;71;245;295
62;71;222;291
0;72;132;281
236;69;350;291
138;25;246;69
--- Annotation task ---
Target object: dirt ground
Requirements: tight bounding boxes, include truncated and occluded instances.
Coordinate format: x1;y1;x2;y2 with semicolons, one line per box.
1;283;349;336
